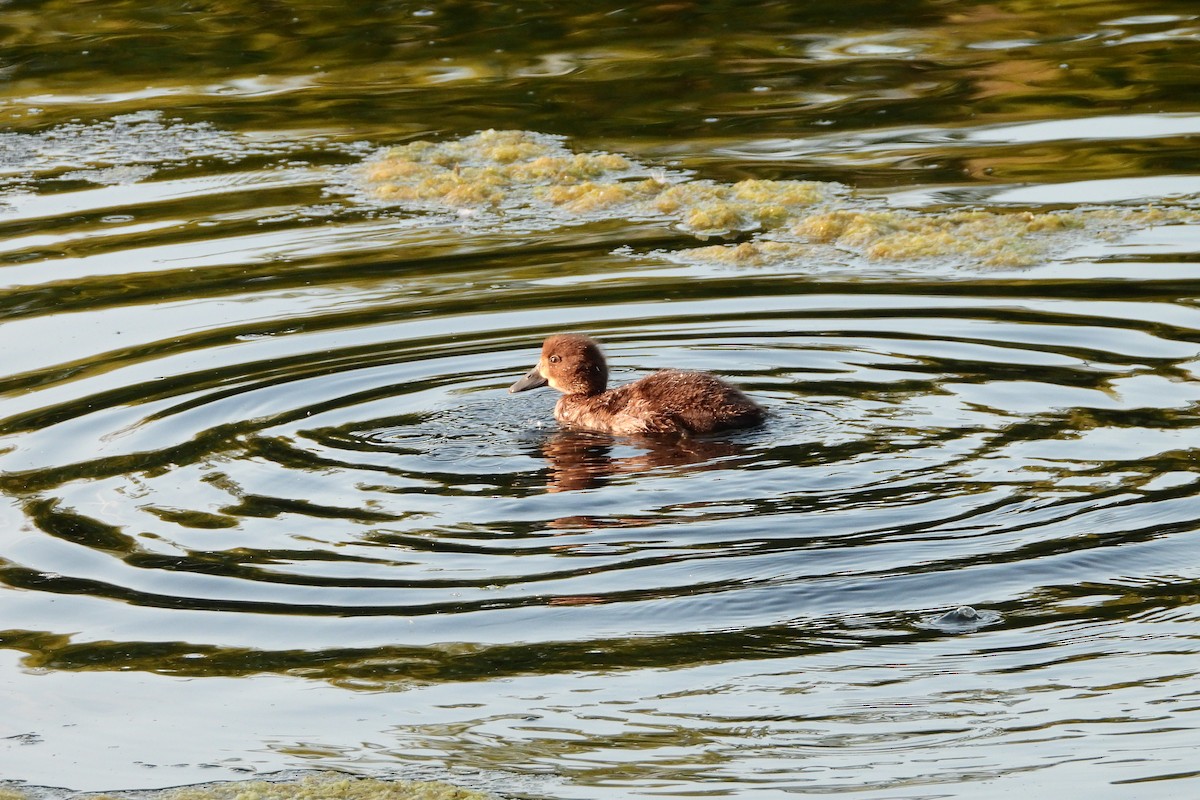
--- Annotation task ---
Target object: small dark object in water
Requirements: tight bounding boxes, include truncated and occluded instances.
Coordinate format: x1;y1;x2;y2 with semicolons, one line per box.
509;333;765;435
938;606;980;624
919;604;1001;633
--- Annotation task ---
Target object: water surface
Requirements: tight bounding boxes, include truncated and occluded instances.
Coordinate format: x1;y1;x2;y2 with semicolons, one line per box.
2;2;1199;798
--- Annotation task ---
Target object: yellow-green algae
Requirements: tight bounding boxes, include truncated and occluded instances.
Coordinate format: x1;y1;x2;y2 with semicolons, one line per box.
2;773;494;800
685;205;1194;268
359;129;836;235
358;129;1198;267
688;208;1089;268
363;129;641;211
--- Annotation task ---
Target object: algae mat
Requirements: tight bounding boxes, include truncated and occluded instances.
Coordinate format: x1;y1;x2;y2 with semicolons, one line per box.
0;773;493;800
355;129;1197;268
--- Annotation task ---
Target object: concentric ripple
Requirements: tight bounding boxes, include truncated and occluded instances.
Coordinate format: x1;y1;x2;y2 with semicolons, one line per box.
4;258;1200;670
2;95;1200;800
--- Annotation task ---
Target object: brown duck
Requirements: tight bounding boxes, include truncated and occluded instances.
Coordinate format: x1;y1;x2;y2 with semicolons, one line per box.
509;334;765;435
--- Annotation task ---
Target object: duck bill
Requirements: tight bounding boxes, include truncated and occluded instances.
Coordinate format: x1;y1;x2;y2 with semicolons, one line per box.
509;365;549;393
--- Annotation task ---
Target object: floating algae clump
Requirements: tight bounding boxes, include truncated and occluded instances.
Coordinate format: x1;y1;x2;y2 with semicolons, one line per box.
362;129;640;211
794;208;1085;266
358;129;840;234
685;240;814;266
357;129;1198;268
686;205;1198;268
63;773;494;800
652;179;826;232
539;178;662;212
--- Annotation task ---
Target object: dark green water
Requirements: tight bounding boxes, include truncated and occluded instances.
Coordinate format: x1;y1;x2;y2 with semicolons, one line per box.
2;1;1199;798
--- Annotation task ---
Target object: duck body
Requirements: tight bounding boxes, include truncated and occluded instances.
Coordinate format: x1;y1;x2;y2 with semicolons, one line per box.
509;334;765;436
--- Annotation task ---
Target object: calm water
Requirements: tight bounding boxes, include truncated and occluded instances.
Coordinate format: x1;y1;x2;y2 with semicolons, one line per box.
2;1;1200;798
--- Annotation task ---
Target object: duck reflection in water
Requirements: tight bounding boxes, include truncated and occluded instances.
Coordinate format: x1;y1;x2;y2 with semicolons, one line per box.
529;428;757;494
509;333;765;435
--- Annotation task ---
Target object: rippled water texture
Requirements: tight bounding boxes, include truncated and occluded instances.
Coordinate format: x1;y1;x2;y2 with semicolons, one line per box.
2;2;1200;798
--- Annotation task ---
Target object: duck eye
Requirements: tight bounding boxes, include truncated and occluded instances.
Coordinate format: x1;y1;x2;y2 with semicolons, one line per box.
548;355;561;363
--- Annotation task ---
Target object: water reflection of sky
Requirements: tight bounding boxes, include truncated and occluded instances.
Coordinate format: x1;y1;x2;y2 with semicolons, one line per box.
2;2;1200;799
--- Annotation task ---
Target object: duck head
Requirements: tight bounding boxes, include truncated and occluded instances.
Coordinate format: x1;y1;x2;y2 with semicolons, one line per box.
509;334;609;396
